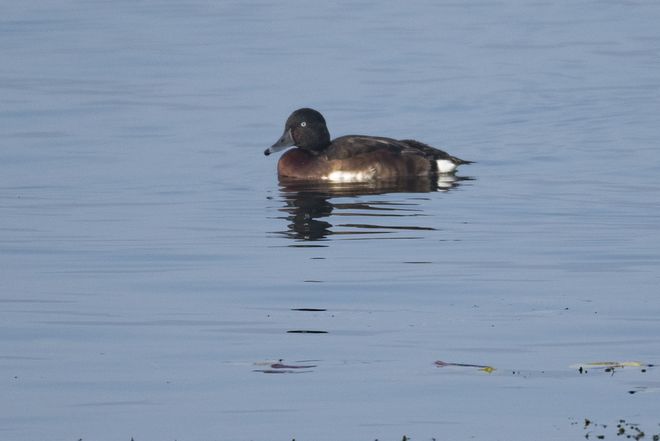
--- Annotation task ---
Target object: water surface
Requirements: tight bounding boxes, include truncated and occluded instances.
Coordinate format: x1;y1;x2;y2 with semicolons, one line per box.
2;1;660;440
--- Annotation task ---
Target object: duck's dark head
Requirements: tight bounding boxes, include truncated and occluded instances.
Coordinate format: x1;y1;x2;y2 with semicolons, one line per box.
265;108;331;156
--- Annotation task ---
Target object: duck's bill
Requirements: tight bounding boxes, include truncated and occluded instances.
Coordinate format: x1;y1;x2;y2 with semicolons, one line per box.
264;128;294;156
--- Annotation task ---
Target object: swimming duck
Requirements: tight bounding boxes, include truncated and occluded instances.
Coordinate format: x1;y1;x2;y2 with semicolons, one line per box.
265;108;472;182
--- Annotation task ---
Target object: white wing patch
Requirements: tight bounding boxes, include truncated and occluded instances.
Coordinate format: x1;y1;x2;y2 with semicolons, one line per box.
436;159;457;173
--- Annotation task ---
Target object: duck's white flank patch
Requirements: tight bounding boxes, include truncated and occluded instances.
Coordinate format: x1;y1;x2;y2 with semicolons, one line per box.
324;170;374;182
436;159;457;173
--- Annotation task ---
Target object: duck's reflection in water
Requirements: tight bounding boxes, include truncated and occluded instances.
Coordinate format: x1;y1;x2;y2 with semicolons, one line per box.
275;175;472;243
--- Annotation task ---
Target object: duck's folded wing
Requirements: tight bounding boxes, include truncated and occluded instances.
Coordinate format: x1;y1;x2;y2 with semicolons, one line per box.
399;139;474;165
324;135;407;160
325;135;473;166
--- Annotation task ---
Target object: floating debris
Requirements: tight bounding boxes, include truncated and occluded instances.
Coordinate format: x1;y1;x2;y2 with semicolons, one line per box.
270;362;317;369
287;330;328;334
574;418;659;440
253;359;317;374
627;386;660;395
571;361;653;375
434;360;496;374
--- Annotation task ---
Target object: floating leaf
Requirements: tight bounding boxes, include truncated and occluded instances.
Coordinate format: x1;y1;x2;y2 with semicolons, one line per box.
572;361;642;368
435;360;496;373
570;361;649;372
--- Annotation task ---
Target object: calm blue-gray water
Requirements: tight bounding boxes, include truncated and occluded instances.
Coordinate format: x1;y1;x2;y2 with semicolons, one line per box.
2;1;660;440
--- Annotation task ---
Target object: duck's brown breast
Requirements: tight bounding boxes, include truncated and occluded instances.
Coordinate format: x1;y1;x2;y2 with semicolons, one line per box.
277;149;331;179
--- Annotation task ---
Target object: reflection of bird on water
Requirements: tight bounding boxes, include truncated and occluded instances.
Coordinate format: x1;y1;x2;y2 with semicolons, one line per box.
276;176;472;242
281;191;334;241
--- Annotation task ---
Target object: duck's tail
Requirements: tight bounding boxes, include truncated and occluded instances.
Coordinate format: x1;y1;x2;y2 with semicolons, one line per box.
400;139;474;172
451;156;475;166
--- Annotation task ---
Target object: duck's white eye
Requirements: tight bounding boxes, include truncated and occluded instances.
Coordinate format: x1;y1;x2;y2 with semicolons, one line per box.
300;121;307;127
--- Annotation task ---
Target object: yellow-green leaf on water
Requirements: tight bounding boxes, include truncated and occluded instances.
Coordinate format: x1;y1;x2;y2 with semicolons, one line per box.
570;361;643;369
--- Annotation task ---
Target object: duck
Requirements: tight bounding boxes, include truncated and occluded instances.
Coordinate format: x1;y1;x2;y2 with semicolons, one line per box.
264;108;472;182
